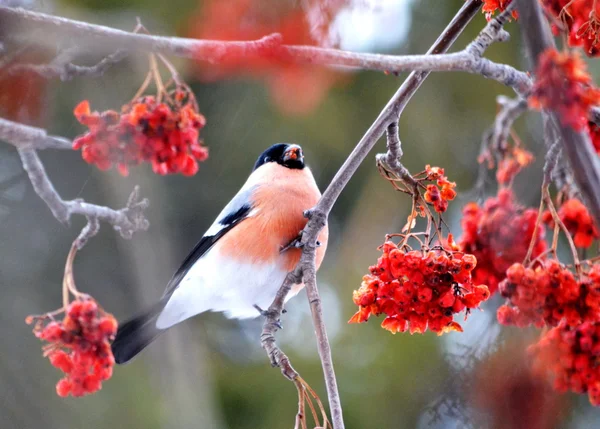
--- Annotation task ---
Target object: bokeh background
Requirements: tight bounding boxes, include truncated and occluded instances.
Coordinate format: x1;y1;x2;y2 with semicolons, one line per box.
2;0;600;428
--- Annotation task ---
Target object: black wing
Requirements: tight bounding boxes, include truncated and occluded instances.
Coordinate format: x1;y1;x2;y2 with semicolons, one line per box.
162;203;252;298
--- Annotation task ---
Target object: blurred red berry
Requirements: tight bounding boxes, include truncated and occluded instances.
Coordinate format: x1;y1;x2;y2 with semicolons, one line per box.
498;260;600;328
459;188;546;295
544;198;599;248
529;48;600;130
530;320;600;407
540;0;600;57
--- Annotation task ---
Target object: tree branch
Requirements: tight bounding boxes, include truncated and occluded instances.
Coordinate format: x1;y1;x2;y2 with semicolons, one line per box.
516;0;600;228
8;49;128;81
0;117;72;150
0;5;532;94
0;116;149;240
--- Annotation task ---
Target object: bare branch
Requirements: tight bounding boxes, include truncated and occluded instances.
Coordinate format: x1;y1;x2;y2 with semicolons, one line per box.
0;117;72;150
491;95;528;153
516;0;600;228
17;147;149;238
0;116;149;240
9;49;127;81
0;5;532;94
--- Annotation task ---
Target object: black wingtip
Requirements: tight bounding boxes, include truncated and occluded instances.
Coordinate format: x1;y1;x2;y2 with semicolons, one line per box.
112;305;164;364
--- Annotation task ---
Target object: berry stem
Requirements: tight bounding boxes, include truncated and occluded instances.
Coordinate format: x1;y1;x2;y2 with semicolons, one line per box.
543;186;581;272
131;71;153;102
524;195;545;264
62;243;84;308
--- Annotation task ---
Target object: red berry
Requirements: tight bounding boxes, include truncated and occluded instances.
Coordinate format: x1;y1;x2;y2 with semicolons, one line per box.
56;379;72;397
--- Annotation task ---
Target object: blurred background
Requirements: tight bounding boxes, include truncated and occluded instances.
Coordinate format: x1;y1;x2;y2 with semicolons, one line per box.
1;0;599;428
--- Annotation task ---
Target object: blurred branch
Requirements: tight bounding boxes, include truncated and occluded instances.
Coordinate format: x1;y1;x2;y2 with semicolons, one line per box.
490;95;528;153
516;0;600;228
0;116;149;241
261;2;485;429
8;48;127;81
0;117;72;150
377;2;513;182
0;5;532;94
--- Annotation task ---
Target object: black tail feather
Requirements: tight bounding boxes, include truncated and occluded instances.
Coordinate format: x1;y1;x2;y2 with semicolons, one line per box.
112;301;166;364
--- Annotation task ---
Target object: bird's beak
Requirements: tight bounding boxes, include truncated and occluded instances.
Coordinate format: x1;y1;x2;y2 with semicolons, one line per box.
283;146;303;163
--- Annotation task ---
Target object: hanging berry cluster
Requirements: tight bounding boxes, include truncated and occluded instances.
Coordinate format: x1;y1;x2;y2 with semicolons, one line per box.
541;0;600;56
27;299;117;397
349;238;491;335
27;244;117;398
543;198;599;248
529;321;600;406
421;165;457;213
498;261;600;328
459;188;546;295
72;53;208;176
529;48;600;130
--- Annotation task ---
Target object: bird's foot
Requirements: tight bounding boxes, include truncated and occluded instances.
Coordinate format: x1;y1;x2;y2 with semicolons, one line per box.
254;304;283;329
280;232;321;254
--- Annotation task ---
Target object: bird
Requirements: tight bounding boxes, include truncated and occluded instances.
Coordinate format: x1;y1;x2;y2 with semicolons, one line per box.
111;143;328;364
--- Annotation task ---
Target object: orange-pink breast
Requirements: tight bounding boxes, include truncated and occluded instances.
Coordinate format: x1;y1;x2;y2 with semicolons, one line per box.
217;163;328;272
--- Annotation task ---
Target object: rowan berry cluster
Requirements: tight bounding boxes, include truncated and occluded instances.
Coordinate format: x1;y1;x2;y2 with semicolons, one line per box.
482;0;517;21
529;48;600;130
543;198;599;248
459;188;546;295
349;239;490;335
541;0;600;56
73;88;208;176
498;261;600;328
27;298;117;397
421;165;457;213
529;321;600;406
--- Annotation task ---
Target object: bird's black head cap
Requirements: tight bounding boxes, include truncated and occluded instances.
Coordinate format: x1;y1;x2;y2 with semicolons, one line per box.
253;143;305;171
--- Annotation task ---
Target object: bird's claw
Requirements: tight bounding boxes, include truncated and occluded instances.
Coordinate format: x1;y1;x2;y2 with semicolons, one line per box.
254;304;284;329
280;232;321;254
280;233;304;253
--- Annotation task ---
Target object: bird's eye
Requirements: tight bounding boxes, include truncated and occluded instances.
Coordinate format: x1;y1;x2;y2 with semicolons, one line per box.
263;156;271;162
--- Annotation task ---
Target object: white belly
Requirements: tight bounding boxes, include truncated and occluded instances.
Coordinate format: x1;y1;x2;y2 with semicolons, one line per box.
155;248;293;329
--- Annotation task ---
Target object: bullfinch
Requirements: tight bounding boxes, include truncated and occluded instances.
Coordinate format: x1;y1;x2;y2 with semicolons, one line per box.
112;143;328;364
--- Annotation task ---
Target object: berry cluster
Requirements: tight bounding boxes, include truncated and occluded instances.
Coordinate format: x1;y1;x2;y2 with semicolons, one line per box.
482;0;517;21
541;0;600;57
498;261;600;328
529;48;600;130
529;321;600;407
349;240;490;335
459;188;546;295
27;298;117;397
73;89;208;176
421;165;457;213
544;198;599;248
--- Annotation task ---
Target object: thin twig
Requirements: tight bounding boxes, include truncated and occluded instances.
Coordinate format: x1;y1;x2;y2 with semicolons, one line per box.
8;49;128;81
491;95;528;153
